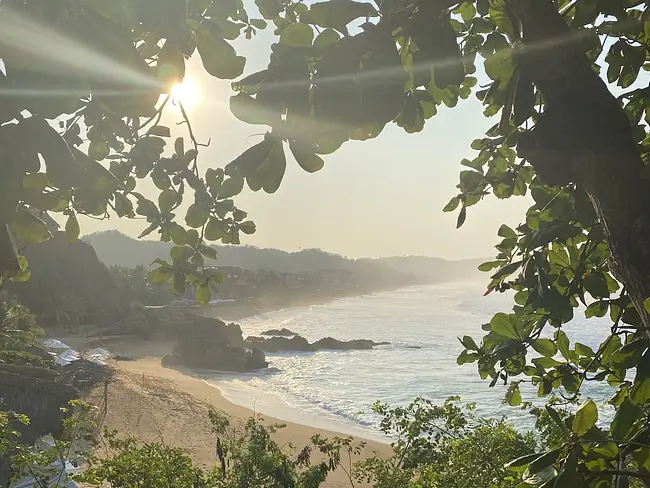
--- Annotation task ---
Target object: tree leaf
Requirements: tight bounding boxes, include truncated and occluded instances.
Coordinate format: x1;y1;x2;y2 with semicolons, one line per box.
484;48;515;83
306;0;378;33
12;208;52;244
289;143;325;173
185;203;209;228
531;338;558;357
219;176;245;199
148;125;171;137
572;399;597;436
239;220;256;235
190;20;246;79
263;138;286;193
314;28;340;50
88;139;110;161
456;205;467;228
158;189;177;214
65;212;80;243
280;23;314;47
230;93;279;126
497;224;517;238
195;283;211;304
490;313;523;340
443;196;461;212
205;217;226;241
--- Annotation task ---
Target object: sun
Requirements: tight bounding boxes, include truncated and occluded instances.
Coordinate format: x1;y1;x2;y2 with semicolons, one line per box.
171;79;199;109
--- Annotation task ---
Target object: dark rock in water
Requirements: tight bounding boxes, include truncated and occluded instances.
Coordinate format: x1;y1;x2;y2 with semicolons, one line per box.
312;337;390;350
171;337;268;372
245;335;313;352
260;328;298;337
245;335;390;352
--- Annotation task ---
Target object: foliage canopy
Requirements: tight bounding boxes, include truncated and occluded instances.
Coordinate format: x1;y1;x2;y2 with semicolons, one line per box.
3;0;650;485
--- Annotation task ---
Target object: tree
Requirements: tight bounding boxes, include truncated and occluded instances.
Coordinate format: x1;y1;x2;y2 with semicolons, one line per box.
3;0;650;484
0;297;45;365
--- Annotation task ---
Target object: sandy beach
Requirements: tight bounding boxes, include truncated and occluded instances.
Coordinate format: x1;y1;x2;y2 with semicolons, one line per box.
84;358;392;488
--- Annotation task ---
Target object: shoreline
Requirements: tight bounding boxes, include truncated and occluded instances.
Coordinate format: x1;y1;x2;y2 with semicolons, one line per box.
90;358;392;487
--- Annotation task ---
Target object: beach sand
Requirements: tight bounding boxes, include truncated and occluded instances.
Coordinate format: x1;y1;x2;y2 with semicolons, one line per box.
85;358;391;488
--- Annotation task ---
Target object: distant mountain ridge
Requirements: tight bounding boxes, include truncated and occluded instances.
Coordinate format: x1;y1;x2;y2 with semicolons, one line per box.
86;231;485;283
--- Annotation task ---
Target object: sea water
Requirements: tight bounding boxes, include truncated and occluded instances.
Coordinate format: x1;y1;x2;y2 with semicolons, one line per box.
205;280;614;440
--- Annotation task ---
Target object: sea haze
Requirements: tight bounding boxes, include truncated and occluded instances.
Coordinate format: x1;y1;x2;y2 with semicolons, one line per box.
206;281;614;439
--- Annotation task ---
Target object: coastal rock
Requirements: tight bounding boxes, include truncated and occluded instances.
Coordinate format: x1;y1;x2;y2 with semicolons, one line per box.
245;335;313;352
312;337;390;350
171;337;268;372
260;328;297;337
245;335;390;352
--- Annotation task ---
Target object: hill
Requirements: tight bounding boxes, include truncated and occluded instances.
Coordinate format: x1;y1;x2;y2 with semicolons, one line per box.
85;231;484;283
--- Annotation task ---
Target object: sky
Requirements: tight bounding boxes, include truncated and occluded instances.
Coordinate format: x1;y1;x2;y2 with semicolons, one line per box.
80;17;532;260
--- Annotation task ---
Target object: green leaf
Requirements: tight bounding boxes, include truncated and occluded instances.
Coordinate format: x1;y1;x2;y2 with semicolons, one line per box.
148;125;171;137
583;272;610;299
250;18;267;29
136;199;159;218
490;313;523;340
280;23;314;47
174;137;185;156
456;206;467;228
158;189;177;213
195;283;211;304
531;339;558;357
172;272;186;295
497;224;517;238
205;218;226;241
478;260;506;272
230;93;279;126
457;350;479;365
458;1;476;22
168;223;187;246
505;382;522;406
555;330;570;360
313;28;340;50
484;48;515;83
12;208;52;244
185;204;209;228
443;196;461;212
219;176;245;199
575;342;595;358
149;266;174;284
190;20;246;79
290;143;325;173
65;213;80;243
460;335;479;351
572;399;597;436
306;0;378;33
528;448;563;474
88;139;110;161
505;452;541;471
263;138;287;193
611;399;642;440
239;220;256;235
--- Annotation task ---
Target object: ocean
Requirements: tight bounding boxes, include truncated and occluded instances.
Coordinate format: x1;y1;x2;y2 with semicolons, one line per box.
205;281;615;441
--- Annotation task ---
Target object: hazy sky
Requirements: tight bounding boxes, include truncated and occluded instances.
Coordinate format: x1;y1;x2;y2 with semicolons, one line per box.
80;21;532;260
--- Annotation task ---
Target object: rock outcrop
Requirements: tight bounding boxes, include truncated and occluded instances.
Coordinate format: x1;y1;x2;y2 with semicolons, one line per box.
260;328;298;337
244;334;389;352
312;337;390;350
166;337;268;372
245;335;312;352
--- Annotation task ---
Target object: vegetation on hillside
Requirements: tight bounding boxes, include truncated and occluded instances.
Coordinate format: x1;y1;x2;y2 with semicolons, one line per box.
1;0;650;485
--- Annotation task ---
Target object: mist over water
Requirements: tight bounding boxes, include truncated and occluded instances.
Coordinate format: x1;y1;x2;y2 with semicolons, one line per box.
207;281;614;438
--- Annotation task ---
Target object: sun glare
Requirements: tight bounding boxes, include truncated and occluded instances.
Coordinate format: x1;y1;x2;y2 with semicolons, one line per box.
171;79;199;110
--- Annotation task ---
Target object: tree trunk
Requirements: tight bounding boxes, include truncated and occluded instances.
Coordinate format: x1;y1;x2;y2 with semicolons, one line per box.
507;0;650;328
